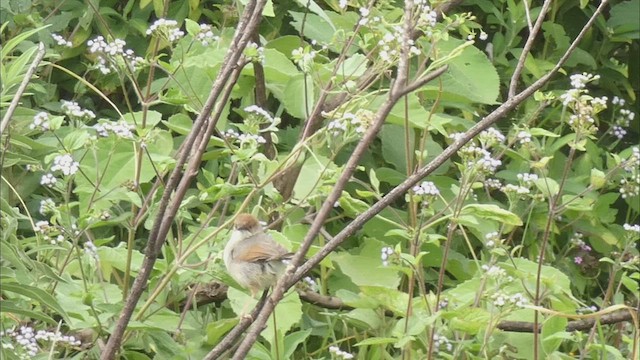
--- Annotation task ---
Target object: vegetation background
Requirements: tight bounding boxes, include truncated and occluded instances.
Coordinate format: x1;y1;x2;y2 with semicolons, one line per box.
0;0;638;359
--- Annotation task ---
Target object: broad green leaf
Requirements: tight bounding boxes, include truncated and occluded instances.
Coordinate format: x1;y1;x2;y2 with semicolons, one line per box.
542;316;569;355
356;337;397;346
283;73;315;119
333;253;401;289
460;204;523;226
534;177;560;198
1;283;70;324
422;38;499;104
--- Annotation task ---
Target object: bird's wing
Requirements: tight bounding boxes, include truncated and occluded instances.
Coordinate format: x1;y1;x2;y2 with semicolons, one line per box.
234;233;289;262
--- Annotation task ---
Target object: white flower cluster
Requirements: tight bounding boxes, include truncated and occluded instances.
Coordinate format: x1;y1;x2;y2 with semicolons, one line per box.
87;36;144;75
612;96;626;106
40;173;57;188
93;120;135;139
516;130;532;145
456;130;503;175
623;147;639;172
478;127;506;147
30;112;50;131
51;154;79;176
433;333;453;353
570;73;600;90
329;346;354;359
244;42;265;63
491;292;528;308
516;173;538;186
376;25;421;63
501;183;530;195
484;178;502;190
32;221;63;245
326;112;367;137
244;105;276;124
39;198;56;215
619;175;639;199
485;232;501;248
87;36;144;74
612;125;627;140
33;220;50;233
146;19;184;41
291;46;317;72
61;100;96;120
623;223;640;233
1;326;81;358
84;241;99;260
338;0;348;9
482;264;507;278
196;24;219;46
51;33;72;47
222;129;266;146
380;246;394;266
358;7;370;26
412;181;440;196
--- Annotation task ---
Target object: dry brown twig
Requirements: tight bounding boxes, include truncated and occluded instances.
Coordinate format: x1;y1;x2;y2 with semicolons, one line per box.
218;1;612;359
99;1;269;358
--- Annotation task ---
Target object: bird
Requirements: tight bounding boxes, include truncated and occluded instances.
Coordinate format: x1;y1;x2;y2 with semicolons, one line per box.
223;213;294;298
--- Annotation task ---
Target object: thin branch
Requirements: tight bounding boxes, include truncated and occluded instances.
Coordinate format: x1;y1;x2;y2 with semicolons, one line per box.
229;2;422;358
98;1;267;358
1;42;47;134
507;0;553;98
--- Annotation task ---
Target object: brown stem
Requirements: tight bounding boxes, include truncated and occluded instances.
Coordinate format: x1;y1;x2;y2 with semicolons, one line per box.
98;2;268;358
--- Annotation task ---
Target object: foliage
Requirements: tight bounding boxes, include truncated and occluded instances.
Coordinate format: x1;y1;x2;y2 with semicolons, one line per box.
0;0;638;359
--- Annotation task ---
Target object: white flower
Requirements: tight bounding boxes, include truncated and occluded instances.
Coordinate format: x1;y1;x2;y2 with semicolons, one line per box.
51;33;72;47
30;112;50;130
51;154;80;176
40;173;57;187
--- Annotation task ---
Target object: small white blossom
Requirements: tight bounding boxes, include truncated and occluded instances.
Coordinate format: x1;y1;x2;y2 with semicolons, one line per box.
40;173;57;187
380;246;394;266
623;223;640;233
51;154;80;176
196;23;219;46
61;100;96;120
30;112;50;131
51;33;72;47
39;198;56;215
412;181;440;196
516;130;532;144
146;19;184;42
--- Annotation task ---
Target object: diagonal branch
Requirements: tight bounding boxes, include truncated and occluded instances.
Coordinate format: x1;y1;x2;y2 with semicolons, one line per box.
99;1;268;359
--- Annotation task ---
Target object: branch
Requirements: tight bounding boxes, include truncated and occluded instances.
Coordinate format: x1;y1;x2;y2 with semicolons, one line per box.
99;2;268;358
507;0;553;99
229;2;425;358
298;290;636;333
1;42;47;134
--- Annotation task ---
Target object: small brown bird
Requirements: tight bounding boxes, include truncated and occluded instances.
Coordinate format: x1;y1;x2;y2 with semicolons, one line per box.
223;213;293;297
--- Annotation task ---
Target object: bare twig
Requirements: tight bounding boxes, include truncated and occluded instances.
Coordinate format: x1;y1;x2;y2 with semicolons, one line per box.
507;0;553;98
229;2;429;358
1;42;47;134
98;2;268;358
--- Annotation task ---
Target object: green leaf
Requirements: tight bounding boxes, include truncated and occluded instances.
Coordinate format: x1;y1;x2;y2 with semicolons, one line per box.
206;318;238;345
1;283;70;324
534;177;560;198
283;329;312;359
283;73;315;119
459;204;523;226
542;316;569;355
422;37;499;104
333;253;401;289
356;337;397;346
0;301;57;325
